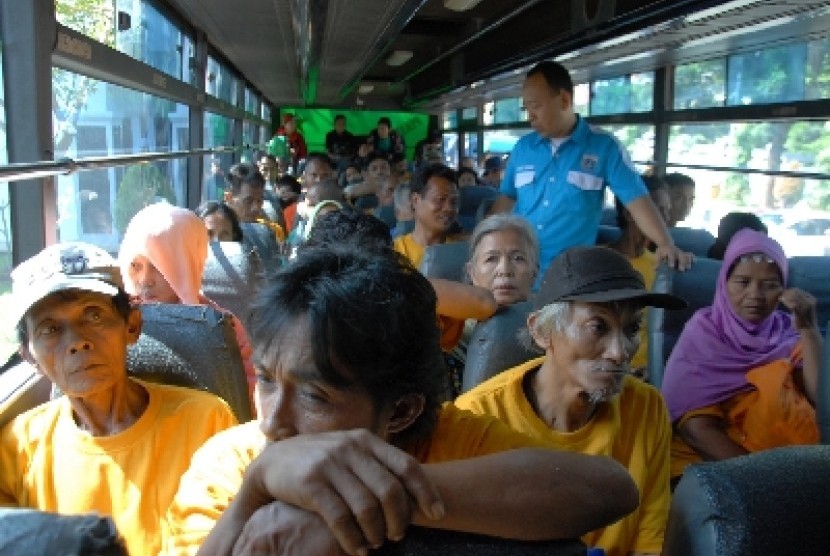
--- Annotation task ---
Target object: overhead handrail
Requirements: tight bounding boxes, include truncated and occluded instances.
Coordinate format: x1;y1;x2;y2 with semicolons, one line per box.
0;144;265;184
634;160;830;181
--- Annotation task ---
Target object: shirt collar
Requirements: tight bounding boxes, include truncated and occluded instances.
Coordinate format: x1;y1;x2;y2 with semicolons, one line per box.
531;114;586;148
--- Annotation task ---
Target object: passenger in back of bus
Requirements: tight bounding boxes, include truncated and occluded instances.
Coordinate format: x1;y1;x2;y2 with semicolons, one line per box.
662;229;821;482
195;201;244;243
224;163;286;242
664;172;696;228
456;246;687;556
608;174;675;379
707;211;767;260
119;203;257;407
0;242;237;556
166;244;639;555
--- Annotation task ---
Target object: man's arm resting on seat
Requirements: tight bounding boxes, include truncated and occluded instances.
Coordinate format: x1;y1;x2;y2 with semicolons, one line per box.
677;415;748;461
491;195;515;214
430;278;498;321
626;196;692;271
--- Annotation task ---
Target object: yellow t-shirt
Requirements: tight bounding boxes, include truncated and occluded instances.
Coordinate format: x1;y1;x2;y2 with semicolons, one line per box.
0;379;237;556
455;357;671;556
628;249;656;371
393;232;426;269
167;403;544;555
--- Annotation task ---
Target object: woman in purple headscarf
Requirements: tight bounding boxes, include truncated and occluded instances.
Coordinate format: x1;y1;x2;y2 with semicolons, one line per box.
662;228;822;481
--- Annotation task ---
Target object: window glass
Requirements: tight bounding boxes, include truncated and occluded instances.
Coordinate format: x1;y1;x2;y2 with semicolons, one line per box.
573;83;590;115
806;36;830;101
494;97;523;124
674;58;726;109
727;43;807;105
55;0;116;47
206;55;239;104
483;101;495;125
114;0;192;82
464;133;479;165
245;87;258;115
442;110;457;130
442;132;459;168
203;112;234;201
483;129;528;156
591;72;653;115
668;120;830;255
242;120;257;161
52;70;189;254
597;124;654;173
262;103;272;123
0;36;14;365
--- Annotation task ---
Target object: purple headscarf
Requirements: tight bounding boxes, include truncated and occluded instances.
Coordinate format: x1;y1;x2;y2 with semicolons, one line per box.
662;229;799;422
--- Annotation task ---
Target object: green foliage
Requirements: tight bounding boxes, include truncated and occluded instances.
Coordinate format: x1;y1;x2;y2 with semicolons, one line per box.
114;164;176;234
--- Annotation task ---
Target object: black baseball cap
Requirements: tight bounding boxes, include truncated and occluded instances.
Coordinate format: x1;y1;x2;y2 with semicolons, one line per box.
533;246;686;310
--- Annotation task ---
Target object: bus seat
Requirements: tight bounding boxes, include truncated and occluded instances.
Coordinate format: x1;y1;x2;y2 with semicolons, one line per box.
474;197;496;227
458;186;498;233
663;445;830;556
127;304;253;422
462;301;537;393
596;225;621;245
669;227;716;257
648;258;722;389
374;525;585;556
419;242;469;282
818;321;830;444
240;222;283;273
0;509;126;556
787;256;830;336
375;204;397;229
202;241;263;324
600;206;617;226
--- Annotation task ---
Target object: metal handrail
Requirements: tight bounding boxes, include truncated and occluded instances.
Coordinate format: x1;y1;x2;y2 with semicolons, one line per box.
0;144;264;183
634;160;830;181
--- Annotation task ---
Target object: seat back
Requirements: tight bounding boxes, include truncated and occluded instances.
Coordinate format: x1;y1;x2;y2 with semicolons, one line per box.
458;186;498;232
374;526;585;556
669;227;716;257
462;301;537;392
819;321;830;444
202;241;263;323
240;221;283;273
127;304;253;422
0;509;126;556
663;445;830;556
595;225;621;245
600;206;617;226
419;242;469;282
788;256;830;336
648;258;722;389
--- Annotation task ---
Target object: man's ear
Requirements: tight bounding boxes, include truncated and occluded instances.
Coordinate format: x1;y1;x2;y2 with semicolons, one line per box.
527;311;550;350
559;89;574;112
126;308;142;345
385;393;425;436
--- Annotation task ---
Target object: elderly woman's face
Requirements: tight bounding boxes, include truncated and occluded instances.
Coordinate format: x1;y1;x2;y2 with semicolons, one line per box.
726;255;783;323
468;229;536;306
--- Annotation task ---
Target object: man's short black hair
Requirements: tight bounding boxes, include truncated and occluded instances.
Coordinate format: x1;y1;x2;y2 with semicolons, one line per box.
664;172;695;189
334;114;346;122
362;152;391;171
378;116;391;127
305;152;334;170
226;163;265;194
276;175;302;195
247;246;446;448
303;209;392;252
527;60;574;97
410;163;457;196
17;289;132;345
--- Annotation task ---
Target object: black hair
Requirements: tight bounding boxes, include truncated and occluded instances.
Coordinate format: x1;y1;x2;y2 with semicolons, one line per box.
248;246;446;448
303;209;392;252
195;200;244;242
615;174;668;229
276;174;302;195
362;152;392;171
378;116;391;127
334;114;346;122
664;172;695;190
410;163;458;196
17;289;132;345
226;162;265;194
305;152;334;171
259;154;278;164
527;60;574;96
708;212;768;260
457;167;479;184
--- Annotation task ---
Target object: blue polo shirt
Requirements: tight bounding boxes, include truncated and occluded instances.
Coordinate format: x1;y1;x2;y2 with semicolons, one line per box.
500;116;647;276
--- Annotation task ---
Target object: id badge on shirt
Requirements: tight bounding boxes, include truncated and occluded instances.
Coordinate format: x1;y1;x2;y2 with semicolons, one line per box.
515;168;534;189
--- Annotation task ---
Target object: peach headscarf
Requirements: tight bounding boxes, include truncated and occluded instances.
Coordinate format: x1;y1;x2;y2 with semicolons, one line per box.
119;202;208;305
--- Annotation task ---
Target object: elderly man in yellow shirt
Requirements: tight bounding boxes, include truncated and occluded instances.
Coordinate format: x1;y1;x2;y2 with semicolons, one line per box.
457;246;686;556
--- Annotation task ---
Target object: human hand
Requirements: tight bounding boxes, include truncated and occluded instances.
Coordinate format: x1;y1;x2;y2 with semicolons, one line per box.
232;501;347;556
654;244;694;271
246;430;444;556
779;288;818;331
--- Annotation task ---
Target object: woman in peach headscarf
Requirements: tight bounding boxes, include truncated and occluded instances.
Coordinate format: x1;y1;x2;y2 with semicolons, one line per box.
118;202;256;409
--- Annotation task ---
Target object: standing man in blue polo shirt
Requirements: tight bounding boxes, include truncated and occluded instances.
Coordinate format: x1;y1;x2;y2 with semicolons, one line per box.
493;61;691;277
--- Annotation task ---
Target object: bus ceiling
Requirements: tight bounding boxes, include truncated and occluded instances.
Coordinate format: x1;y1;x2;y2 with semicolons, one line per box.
164;0;755;110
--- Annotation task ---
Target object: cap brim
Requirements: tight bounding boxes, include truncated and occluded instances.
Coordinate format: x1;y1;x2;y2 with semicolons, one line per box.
11;277;119;328
549;287;687;310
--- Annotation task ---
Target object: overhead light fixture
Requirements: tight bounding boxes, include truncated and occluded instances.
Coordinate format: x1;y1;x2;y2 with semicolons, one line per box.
386;50;413;67
444;0;484;11
358;84;375;94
